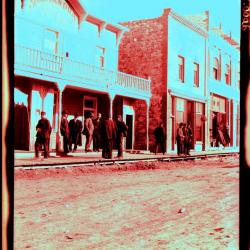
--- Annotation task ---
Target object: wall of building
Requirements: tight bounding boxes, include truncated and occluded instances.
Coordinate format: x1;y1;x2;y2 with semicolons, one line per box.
119;17;167;150
15;0;118;72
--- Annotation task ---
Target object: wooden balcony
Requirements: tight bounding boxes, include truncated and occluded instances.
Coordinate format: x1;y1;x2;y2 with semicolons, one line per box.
14;44;151;99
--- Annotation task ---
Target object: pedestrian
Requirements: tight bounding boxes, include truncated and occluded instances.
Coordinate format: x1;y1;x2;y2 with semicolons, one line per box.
116;114;128;159
176;123;184;156
60;110;70;155
183;122;193;156
93;112;102;152
83;112;94;152
101;114;116;159
68;113;83;152
222;123;230;146
153;122;166;155
35;111;52;159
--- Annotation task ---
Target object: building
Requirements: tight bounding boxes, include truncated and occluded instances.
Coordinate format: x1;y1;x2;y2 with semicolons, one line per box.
119;8;240;153
14;0;151;152
206;26;240;150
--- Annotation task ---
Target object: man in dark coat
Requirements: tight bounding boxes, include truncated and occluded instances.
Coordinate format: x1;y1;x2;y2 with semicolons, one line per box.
101;114;116;159
116;114;128;159
183;122;193;156
60;110;70;155
35;111;52;158
153;122;166;155
93;113;102;152
176;123;184;156
69;113;83;152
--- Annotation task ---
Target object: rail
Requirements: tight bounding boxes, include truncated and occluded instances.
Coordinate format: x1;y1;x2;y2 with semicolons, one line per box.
15;44;151;95
14;152;239;170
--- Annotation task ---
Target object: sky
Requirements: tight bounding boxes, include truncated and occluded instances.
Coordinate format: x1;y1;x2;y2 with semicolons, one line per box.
81;0;241;41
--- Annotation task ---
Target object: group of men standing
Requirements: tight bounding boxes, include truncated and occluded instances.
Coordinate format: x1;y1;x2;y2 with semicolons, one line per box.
35;110;128;159
176;122;193;156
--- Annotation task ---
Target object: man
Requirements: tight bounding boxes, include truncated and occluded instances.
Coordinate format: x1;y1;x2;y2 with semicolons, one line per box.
183;122;193;156
101;114;116;159
176;123;184;156
60;110;70;155
153;122;166;155
83;112;94;152
93;113;102;152
116;115;128;159
68;113;83;152
35;111;52;159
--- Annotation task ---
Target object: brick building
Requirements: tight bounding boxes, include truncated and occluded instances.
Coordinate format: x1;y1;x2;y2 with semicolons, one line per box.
14;0;151;152
119;8;240;153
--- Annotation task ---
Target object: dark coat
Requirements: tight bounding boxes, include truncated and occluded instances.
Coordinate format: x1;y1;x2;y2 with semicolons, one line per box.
102;119;116;141
116;120;128;137
93;118;102;135
36;118;52;140
153;126;165;142
60;117;70;138
69;118;83;146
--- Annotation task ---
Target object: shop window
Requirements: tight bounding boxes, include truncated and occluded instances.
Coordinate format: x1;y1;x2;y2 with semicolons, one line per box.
44;29;59;54
178;55;185;82
213;57;219;80
225;64;231;85
176;98;185;124
83;96;97;118
194;62;199;87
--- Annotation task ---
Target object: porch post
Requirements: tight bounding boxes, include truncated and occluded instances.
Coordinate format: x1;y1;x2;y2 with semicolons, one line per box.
146;99;150;151
108;92;115;119
56;82;66;154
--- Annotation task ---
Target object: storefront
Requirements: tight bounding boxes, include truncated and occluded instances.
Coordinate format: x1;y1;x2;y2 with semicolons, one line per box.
171;96;205;152
209;94;233;147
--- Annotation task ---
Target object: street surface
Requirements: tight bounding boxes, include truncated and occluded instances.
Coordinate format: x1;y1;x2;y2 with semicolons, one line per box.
14;157;239;249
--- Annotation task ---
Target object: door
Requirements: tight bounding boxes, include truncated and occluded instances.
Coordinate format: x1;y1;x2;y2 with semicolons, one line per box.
125;115;133;149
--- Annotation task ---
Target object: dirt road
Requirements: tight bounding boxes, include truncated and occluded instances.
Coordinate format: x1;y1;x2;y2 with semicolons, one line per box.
14;157;239;249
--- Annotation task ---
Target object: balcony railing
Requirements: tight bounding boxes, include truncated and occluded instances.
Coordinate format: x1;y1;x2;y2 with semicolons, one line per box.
15;45;151;96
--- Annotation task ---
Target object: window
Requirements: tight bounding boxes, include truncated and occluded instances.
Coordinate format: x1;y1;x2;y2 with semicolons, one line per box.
213;57;219;80
194;62;200;87
225;64;231;85
178;55;185;82
96;46;105;68
83;96;97;119
44;29;59;54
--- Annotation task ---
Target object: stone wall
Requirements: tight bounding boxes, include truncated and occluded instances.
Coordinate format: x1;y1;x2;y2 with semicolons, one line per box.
119;12;169;151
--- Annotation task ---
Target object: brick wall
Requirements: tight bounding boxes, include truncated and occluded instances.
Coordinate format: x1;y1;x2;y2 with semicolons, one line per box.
119;12;169;151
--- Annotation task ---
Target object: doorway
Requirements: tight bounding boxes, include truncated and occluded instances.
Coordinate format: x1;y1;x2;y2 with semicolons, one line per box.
125;115;133;149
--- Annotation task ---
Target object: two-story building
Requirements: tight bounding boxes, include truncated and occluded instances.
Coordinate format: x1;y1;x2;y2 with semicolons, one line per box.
119;8;240;153
119;8;208;153
206;26;240;149
14;0;151;152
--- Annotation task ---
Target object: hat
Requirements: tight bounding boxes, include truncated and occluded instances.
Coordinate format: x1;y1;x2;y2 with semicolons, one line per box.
62;110;68;115
41;111;46;115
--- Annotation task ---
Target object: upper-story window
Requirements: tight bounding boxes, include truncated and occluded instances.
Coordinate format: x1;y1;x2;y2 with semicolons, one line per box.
194;62;200;87
225;64;231;85
178;55;185;83
96;46;105;68
44;29;59;54
213;57;220;80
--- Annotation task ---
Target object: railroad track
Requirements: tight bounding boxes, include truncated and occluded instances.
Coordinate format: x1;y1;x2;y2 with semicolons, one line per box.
15;152;239;170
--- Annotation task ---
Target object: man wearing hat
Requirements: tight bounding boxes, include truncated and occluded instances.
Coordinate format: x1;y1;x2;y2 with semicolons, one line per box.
35;111;52;158
83;111;94;152
60;110;70;155
68;113;83;152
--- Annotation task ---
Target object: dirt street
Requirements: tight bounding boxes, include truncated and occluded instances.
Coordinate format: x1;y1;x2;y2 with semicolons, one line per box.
14;157;239;250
